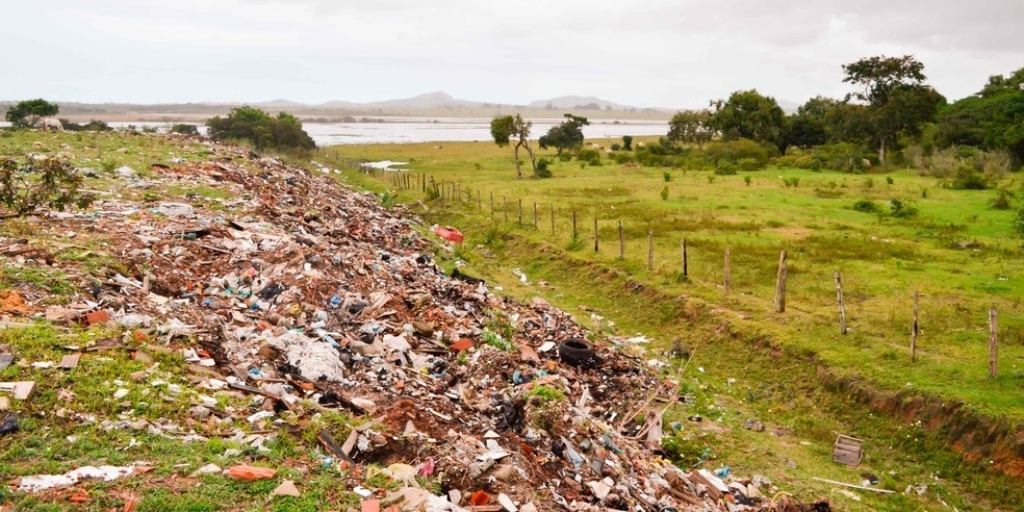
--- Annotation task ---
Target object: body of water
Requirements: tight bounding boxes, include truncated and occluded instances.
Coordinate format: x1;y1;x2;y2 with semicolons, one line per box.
3;118;670;147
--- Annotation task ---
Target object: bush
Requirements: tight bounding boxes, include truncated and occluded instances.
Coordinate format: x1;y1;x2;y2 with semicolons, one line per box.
612;152;634;165
886;176;895;185
622;135;633;150
206;106;315;152
0;156;93;217
535;158;553;178
783;177;800;187
704;138;769;168
744;175;752;186
1014;207;1024;237
558;153;572;162
660;186;669;200
852;200;880;213
170;123;200;136
950;164;989;190
610;143;621;151
715;161;738;175
663;171;672;182
59;119;112;132
577;148;600;161
888;199;918;218
737;158;762;172
991;188;1014;210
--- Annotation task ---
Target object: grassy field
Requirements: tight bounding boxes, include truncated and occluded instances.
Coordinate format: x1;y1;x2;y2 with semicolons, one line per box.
321;139;1024;422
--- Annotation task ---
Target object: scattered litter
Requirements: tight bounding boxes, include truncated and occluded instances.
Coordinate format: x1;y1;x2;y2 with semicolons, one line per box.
18;465;139;492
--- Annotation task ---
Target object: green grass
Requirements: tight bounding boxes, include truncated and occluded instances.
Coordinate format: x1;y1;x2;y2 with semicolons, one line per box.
321;140;1024;422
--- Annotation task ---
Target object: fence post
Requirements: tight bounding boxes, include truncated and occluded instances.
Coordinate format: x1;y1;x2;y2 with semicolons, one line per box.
911;289;919;361
724;247;731;294
533;202;538;229
594;217;599;252
682;238;688;277
774;250;787;313
572;211;578;239
989;307;998;378
648;229;654;271
836;272;847;335
618;221;625;259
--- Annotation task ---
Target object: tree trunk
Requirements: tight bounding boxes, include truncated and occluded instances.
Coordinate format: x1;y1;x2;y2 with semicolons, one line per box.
513;143;522;179
523;140;537;177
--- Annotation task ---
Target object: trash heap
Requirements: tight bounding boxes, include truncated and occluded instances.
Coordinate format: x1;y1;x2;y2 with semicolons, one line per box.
1;138;829;511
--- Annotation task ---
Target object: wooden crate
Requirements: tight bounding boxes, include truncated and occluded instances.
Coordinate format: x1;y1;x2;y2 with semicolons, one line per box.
833;435;863;466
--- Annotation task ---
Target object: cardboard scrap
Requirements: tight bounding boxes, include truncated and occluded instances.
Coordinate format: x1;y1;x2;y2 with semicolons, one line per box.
0;381;36;400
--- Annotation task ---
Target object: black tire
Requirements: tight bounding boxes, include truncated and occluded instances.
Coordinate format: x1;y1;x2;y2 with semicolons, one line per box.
558;338;597;366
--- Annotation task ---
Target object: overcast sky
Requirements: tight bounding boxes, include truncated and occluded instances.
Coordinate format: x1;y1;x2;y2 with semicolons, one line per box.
3;0;1021;109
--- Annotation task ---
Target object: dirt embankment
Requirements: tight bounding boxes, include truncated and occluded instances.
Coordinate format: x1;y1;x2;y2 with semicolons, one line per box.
817;369;1024;478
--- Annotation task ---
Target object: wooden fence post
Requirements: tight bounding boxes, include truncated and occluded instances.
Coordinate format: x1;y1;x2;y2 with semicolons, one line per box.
989;307;998;378
682;238;688;277
648;229;654;271
836;272;847;335
618;221;625;259
774;250;787;313
724;247;731;294
594;217;599;252
911;289;919;361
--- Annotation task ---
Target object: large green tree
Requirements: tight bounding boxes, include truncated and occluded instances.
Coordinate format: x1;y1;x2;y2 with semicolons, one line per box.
666;109;714;149
539;114;589;155
206;107;314;151
707;90;786;152
784;96;840;149
936;67;1024;169
490;114;537;179
4;99;59;128
841;55;944;164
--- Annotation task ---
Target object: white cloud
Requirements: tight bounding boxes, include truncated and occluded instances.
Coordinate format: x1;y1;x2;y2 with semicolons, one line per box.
2;0;1021;106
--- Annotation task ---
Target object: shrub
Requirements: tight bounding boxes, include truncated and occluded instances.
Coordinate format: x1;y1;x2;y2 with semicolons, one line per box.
663;171;672;182
950;164;989;190
577;148;600;161
558;153;572;162
704;138;769;168
744;175;752;186
660;186;669;200
783;177;799;187
863;177;874;189
622;135;633;150
588;157;602;167
991;188;1014;210
886;176;895;185
706;175;716;184
535;158;553;178
852;200;880;213
715;161;738;175
206;106;315;152
0;156;93;217
610;143;621;151
613;152;634;164
888;199;918;218
1014;206;1024;237
737;158;762;172
170;123;200;136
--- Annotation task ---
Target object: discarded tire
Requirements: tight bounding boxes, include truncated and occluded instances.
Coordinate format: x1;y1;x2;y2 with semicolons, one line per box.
558;338;597;367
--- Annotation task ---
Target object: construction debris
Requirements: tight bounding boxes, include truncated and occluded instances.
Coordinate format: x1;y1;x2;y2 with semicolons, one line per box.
0;136;833;511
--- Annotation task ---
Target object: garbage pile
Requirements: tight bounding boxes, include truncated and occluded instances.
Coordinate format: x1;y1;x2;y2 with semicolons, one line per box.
1;138;829;511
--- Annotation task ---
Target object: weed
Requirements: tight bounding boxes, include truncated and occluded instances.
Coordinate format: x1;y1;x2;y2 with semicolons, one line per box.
744;175;752;186
990;187;1014;210
706;175;716;184
660;186;669;201
663;171;672;182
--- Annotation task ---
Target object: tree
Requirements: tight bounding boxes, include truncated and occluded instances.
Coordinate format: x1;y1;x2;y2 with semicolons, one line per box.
707;90;786;152
784;96;840;149
5;99;59;128
490;114;537;179
1;156;93;218
206;107;315;152
937;67;1024;169
538;114;590;155
622;135;633;151
841;55;944;164
666;109;714;149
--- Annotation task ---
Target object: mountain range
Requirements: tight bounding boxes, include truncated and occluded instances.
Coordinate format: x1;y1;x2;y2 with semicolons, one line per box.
247;91;665;112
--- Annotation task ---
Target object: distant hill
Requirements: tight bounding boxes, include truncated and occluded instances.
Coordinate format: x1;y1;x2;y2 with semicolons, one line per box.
254;99;309;108
528;95;636;111
362;91;483;109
